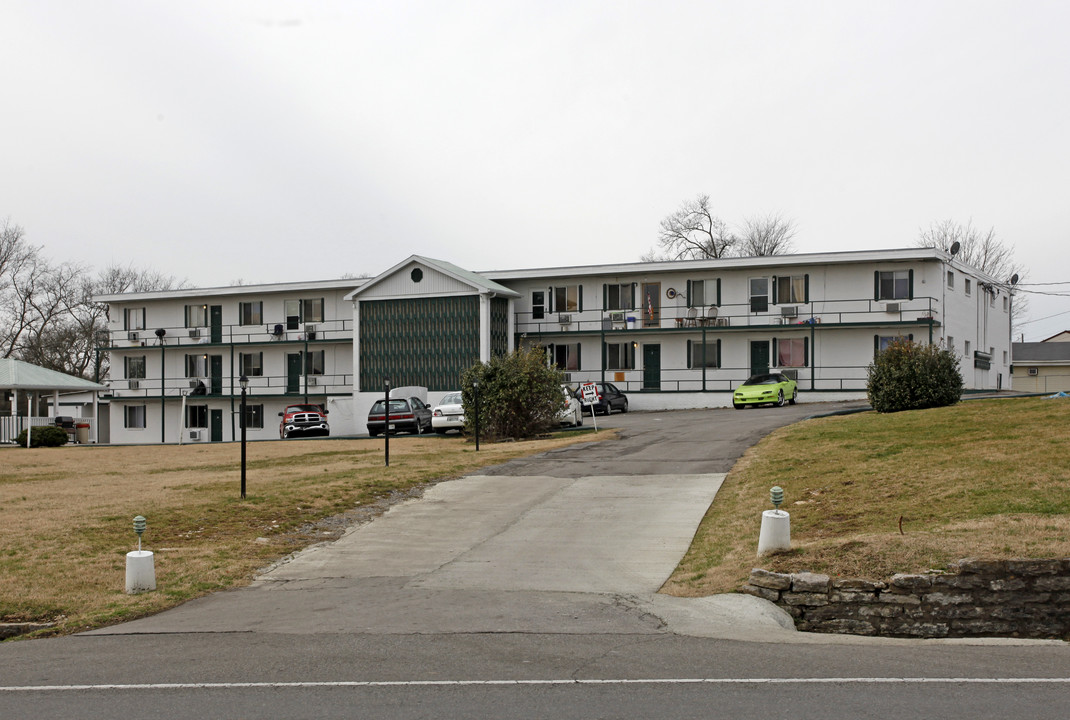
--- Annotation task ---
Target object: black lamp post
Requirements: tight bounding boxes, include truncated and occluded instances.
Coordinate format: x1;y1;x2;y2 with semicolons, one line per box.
472;379;480;452
384;376;391;467
239;374;248;499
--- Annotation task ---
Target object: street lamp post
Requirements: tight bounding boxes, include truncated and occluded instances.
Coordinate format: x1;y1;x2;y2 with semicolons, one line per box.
472;379;480;452
384;376;390;467
239;374;248;499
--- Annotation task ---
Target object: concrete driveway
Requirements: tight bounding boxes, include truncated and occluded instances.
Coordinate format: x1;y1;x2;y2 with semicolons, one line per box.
90;401;868;642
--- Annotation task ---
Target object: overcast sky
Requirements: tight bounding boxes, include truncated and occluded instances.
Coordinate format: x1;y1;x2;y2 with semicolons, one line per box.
3;0;1067;340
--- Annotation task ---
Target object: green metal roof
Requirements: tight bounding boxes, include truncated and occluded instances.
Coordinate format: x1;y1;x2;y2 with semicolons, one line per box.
0;358;107;392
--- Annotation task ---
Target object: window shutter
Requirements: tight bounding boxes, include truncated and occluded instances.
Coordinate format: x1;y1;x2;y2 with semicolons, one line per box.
874;271;881;301
716;278;721;306
772;338;778;367
686;280;693;308
908;333;914;343
686;339;693;369
602;341;607;369
908;270;914;300
804;337;810;367
771;276;778;305
630;283;636;310
804;274;810;303
627;343;635;369
602;283;607;310
548;287;554;313
576;343;582;370
578;286;583;312
874;335;879;358
716;339;722;368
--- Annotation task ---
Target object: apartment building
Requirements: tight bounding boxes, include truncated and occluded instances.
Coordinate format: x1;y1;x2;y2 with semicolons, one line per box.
96;248;1013;443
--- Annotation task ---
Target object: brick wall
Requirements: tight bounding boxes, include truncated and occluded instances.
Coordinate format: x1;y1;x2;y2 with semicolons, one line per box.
742;558;1070;639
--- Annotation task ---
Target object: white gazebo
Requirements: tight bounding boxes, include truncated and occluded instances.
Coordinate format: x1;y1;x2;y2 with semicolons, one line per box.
0;358;107;444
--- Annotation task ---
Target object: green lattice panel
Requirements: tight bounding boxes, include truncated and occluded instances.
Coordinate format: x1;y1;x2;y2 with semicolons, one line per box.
360;296;480;391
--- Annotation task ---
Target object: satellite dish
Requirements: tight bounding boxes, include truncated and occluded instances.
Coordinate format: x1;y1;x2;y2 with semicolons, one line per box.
1010;273;1019;285
949;241;961;256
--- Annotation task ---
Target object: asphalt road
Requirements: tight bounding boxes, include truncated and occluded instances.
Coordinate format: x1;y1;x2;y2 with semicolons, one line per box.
3;400;1068;719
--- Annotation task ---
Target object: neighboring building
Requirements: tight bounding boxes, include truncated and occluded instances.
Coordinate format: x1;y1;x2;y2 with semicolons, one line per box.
95;248;1014;444
1012;334;1070;393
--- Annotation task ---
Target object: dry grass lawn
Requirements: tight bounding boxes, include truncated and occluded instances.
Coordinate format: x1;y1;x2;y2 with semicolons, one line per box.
0;431;610;636
663;396;1070;597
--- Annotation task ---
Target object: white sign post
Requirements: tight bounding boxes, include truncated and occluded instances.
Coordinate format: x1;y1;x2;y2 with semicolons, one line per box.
579;382;598;431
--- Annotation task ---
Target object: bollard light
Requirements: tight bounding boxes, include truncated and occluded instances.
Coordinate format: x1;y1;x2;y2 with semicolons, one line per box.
770;486;784;513
133;515;147;552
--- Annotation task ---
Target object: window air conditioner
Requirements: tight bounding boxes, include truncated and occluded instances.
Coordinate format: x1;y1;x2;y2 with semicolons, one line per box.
189;379;203;389
884;302;901;313
304;324;317;340
188;328;201;338
127;331;140;342
307;376;318;387
780;369;798;380
1028;367;1039;376
188;430;201;440
558;314;572;324
609;312;625;323
129;379;140;391
781;306;798;318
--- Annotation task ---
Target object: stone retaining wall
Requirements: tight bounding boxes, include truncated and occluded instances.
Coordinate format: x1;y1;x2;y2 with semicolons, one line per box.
742;558;1070;639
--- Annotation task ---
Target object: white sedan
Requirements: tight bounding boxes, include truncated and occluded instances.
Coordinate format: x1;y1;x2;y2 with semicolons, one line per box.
432;391;466;434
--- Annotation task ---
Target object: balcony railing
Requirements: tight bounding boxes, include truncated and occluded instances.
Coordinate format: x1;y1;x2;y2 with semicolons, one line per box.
107;318;353;349
109;372;352;399
516;297;939;335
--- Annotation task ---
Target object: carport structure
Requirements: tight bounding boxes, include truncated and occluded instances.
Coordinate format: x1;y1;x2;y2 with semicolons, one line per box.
0;358;107;444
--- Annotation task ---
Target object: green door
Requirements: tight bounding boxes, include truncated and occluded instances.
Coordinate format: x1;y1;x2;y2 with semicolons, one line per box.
642;344;661;390
210;409;223;442
287;353;302;394
210;305;223;343
750;341;770;376
209;355;223;395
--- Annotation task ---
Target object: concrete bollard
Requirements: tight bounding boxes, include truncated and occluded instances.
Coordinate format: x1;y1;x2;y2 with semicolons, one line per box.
125;550;156;593
757;509;791;556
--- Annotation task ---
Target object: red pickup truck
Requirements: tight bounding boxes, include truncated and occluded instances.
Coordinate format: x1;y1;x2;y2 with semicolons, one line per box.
278;404;330;439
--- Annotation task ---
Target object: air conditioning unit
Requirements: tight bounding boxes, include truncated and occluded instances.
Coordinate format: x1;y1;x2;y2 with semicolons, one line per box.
129;379;140;391
127;331;140;342
714;318;730;327
561;373;572;382
188;328;201;339
307;376;318;387
779;369;798;380
781;306;798;318
884;302;902;313
188;430;202;440
609;312;625;323
1028;367;1039;376
558;314;572;324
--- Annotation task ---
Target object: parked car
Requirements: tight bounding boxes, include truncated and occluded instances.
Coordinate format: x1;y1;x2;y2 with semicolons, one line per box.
580;381;629;415
432;391;465;434
732;372;799;409
558;385;584;427
278;404;330;439
367;397;433;436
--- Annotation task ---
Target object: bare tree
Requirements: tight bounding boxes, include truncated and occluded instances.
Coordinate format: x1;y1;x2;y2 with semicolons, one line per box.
737;212;797;256
650;194;737;261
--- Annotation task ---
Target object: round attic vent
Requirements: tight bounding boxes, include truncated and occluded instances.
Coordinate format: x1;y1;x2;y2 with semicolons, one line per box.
411;268;423;283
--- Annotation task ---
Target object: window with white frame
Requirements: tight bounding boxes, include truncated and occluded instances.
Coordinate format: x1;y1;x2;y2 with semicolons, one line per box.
947;271;954;289
239;352;263;377
531;290;545;320
775;275;807;304
239;301;263;326
185;354;208;378
604;342;635;370
550;343;581;371
688;340;720;368
124;307;146;331
687;280;705;308
242;404;264;430
964;278;971;296
124;355;146;379
285;298;324;330
1003;350;1008;366
775;337;808;367
749;277;769;312
124;405;146;429
965;340;971;357
185;304;208;328
305;350;325;375
552;285;581;313
877;270;912;300
1003;296;1008;312
185;405;208;428
875;335;913;356
946;335;955;352
604;283;634;311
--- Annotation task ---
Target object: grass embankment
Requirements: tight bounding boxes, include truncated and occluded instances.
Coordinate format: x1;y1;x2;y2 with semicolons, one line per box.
0;431;607;636
664;396;1070;597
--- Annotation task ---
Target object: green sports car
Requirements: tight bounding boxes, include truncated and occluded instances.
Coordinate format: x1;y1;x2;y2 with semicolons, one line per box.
733;372;799;409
